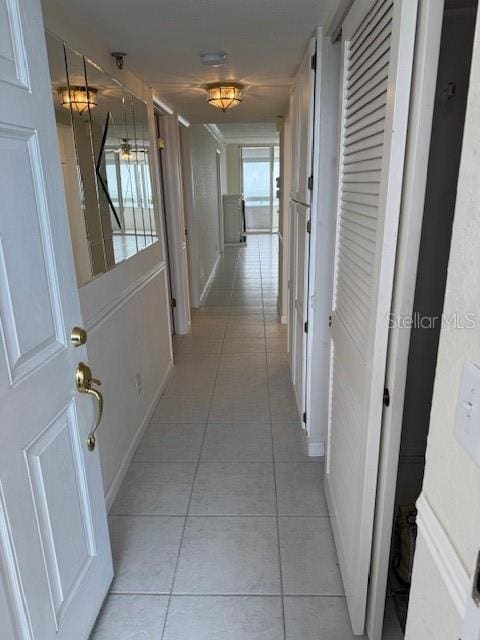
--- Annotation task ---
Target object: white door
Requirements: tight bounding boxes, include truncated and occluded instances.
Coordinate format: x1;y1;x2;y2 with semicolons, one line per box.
0;0;113;638
289;37;316;420
292;38;316;206
290;201;310;417
325;0;418;634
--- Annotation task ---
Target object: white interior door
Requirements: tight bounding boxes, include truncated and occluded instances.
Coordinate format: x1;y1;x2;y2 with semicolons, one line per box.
288;37;316;420
0;0;113;638
292;38;316;206
290;201;310;418
325;0;418;633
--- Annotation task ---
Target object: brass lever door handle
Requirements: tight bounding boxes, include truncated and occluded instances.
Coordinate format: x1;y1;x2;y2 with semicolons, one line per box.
75;362;104;451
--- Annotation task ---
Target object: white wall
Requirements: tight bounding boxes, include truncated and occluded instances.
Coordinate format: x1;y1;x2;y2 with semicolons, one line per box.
79;246;173;505
41;0;174;505
186;125;224;301
226;144;241;194
406;15;480;638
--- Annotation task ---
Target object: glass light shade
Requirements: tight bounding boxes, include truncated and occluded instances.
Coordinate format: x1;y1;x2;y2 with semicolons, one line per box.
207;83;242;111
59;86;98;114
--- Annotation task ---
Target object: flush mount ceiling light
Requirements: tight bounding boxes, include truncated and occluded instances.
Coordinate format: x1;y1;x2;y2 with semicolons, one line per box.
200;51;227;67
206;82;243;112
58;85;98;114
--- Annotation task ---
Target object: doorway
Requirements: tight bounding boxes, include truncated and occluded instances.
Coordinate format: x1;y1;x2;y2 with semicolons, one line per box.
240;144;280;233
383;2;477;633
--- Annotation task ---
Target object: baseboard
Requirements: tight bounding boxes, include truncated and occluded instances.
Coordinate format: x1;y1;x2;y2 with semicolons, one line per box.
416;492;470;615
307;440;325;457
199;254;221;305
105;359;174;511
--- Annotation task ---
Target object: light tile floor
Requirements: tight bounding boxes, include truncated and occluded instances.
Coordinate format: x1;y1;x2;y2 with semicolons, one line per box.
91;235;403;639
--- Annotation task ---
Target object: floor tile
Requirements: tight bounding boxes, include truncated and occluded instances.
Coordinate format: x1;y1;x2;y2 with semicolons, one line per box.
223;338;266;353
190;463;276;515
275;463;327;515
201;422;272;461
279;517;343;595
225;325;266;338
270;389;300;423
272;423;315;461
229;306;264;315
163;596;283;640
134;422;205;462
109;516;184;594
266;337;287;352
178;337;223;354
174;517;281;594
209;391;270;422
110;463;196;515
192;306;230;317
90;594;169;639
284;596;357;640
265;324;287;338
151;396;211;423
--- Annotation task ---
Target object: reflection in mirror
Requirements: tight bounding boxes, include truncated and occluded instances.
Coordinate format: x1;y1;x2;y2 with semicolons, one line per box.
45;32;158;286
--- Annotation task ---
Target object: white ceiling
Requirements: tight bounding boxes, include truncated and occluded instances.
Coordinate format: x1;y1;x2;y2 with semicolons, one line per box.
214;122;279;144
42;0;338;123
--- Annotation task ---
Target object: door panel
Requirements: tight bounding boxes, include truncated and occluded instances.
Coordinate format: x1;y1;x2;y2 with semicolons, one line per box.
290;201;310;418
0;0;113;637
325;0;418;633
292;38;316;206
288;36;316;424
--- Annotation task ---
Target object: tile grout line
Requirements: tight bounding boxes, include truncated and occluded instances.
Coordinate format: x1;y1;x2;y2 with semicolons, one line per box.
159;301;226;640
261;240;288;640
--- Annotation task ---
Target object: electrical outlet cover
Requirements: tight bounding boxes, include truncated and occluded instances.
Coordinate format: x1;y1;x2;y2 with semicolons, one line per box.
454;360;480;466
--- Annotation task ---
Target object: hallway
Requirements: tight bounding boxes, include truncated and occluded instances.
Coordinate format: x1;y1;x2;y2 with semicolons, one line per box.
89;234;354;638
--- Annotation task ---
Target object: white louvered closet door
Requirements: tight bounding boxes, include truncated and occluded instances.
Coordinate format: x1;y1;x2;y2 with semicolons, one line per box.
325;0;417;634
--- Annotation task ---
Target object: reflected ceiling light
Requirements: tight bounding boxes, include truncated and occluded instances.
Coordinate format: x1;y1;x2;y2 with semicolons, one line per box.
58;85;98;114
115;138;146;163
206;82;243;112
200;51;227;67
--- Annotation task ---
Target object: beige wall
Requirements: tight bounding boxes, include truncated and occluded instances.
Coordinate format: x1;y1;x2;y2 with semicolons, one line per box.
406;16;480;638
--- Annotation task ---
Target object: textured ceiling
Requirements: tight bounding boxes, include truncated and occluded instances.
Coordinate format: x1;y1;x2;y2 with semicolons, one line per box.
42;0;338;123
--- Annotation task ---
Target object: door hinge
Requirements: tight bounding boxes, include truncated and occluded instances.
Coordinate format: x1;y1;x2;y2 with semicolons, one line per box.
308;175;314;191
311;52;317;70
306;219;311;234
302;411;307;424
157;137;165;150
185;228;188;236
304;321;308;333
383;387;390;407
171;297;177;308
328;314;332;327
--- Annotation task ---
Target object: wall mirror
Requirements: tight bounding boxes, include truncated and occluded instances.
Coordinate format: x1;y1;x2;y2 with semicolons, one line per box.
45;32;158;286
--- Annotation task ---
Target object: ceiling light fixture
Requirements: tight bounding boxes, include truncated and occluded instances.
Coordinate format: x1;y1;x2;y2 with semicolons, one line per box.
200;51;227;67
206;82;243;112
115;139;146;163
58;86;98;115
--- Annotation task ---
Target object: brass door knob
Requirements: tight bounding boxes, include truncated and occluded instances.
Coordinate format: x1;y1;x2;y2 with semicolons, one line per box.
75;362;103;451
71;326;87;347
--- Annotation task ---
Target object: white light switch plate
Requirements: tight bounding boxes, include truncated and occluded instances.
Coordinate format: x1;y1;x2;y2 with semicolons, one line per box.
454;360;480;466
